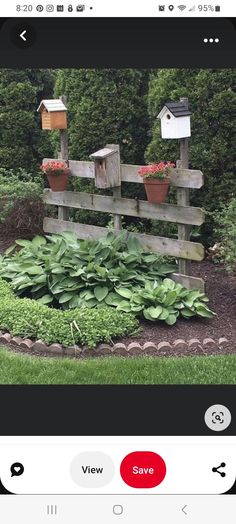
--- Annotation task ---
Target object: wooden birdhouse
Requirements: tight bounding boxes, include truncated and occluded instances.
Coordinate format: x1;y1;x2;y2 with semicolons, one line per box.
37;99;68;130
157;101;191;139
90;147;121;189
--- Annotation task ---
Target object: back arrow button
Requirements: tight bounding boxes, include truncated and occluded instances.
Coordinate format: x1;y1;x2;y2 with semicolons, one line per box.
181;505;188;515
11;23;37;49
20;30;27;42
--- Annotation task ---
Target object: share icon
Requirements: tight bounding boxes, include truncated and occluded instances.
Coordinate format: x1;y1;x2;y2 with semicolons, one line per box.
212;462;226;477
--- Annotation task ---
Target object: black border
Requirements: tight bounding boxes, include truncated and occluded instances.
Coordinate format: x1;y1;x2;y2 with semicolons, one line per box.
0;385;235;435
0;18;235;67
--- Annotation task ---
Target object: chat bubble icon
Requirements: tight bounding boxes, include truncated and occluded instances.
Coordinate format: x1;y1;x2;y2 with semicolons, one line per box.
10;462;24;477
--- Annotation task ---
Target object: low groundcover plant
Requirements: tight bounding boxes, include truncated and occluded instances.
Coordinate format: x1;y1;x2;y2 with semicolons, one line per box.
0;278;138;348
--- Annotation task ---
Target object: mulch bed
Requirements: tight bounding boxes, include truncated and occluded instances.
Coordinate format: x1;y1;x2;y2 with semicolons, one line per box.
0;233;235;358
0;230;43;248
122;260;236;354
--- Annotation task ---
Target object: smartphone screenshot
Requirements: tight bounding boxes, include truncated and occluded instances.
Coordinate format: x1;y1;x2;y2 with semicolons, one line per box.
0;1;235;522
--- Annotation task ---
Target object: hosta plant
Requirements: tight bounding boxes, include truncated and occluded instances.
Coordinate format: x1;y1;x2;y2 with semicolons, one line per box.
0;231;215;325
0;231;176;309
106;278;215;325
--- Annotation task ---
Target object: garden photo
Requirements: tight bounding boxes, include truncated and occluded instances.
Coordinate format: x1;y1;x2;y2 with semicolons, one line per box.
0;68;235;384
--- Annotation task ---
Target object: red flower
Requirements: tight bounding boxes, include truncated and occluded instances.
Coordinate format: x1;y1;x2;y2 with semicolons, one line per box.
138;162;175;180
40;160;70;177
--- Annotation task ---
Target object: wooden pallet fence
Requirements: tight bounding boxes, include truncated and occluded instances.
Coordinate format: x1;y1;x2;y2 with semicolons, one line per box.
43;153;205;291
43;218;204;261
44;158;204;189
44;190;204;227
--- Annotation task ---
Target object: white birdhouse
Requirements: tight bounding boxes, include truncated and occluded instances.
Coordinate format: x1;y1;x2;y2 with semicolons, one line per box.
157;101;191;139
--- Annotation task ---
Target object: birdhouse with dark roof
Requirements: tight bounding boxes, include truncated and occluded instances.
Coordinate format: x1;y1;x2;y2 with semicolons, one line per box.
37;99;68;130
157;101;192;139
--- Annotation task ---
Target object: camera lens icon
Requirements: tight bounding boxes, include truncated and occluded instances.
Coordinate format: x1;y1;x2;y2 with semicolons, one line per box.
46;5;54;11
204;404;231;432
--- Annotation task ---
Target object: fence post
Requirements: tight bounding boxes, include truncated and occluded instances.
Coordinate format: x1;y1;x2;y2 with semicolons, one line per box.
106;144;122;230
58;94;69;221
177;97;191;276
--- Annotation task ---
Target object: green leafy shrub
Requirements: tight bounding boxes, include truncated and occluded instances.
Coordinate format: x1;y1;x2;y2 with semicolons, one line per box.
0;231;176;309
0;278;14;299
214;198;236;272
0;69;54;172
54;69;150;164
0;175;44;233
112;278;215;325
0;167;42;183
0;176;42;200
0;279;138;347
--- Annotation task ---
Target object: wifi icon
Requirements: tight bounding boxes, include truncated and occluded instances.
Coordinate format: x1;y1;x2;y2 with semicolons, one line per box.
178;5;187;10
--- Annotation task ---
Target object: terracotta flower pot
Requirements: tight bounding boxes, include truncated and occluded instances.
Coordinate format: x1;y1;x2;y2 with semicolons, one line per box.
144;177;171;204
47;172;69;192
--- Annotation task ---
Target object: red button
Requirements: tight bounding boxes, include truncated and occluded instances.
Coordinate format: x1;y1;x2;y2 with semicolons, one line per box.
120;451;166;488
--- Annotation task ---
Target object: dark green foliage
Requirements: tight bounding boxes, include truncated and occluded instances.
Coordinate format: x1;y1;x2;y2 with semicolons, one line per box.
146;69;236;242
214;198;236;272
0;278;138;347
0;167;42;183
54;69;150;164
53;69;151;227
0;231;176;310
0;69;54;172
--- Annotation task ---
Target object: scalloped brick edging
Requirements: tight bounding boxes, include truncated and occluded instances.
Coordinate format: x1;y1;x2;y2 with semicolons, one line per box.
0;330;233;358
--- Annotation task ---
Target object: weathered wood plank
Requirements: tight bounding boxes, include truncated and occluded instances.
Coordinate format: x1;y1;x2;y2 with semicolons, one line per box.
58;95;69;222
43;218;205;261
177;139;191;275
90;148;114;159
107;144;122;229
69;160;95;178
43;158;204;189
43;190;205;226
172;273;205;292
121;165;204;189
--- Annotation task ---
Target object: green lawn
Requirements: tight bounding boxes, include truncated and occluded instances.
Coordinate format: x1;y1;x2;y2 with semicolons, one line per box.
0;346;236;384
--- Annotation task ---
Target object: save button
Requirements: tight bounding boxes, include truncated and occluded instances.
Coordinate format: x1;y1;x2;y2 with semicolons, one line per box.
120;451;166;488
